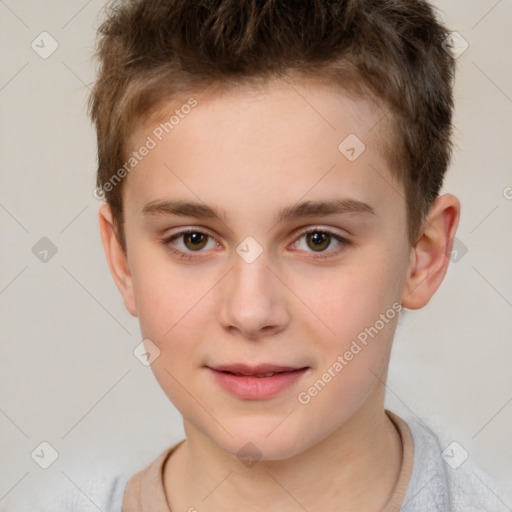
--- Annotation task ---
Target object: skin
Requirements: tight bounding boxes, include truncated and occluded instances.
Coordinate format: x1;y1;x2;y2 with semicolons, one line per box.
99;77;460;511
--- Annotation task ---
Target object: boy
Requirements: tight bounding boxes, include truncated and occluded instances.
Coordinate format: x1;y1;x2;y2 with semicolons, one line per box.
82;0;507;510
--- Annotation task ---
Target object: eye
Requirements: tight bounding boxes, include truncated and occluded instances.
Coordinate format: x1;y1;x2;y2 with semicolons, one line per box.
161;227;351;261
290;228;350;259
161;229;219;259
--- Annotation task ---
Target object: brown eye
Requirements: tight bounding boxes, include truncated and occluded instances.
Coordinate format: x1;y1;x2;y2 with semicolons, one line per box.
291;228;350;259
161;229;218;259
183;232;208;251
306;231;331;252
162;227;350;262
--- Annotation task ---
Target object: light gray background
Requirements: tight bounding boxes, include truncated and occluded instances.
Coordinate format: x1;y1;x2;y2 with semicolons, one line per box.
1;0;511;509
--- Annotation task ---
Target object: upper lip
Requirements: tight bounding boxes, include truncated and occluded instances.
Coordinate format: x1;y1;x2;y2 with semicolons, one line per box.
208;363;307;375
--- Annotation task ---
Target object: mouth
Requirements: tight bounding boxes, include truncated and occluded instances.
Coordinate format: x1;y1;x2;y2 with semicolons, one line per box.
210;363;307;376
206;363;310;400
222;371;281;377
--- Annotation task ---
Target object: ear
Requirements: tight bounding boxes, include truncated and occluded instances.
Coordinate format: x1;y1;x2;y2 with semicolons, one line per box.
98;203;138;317
401;193;461;309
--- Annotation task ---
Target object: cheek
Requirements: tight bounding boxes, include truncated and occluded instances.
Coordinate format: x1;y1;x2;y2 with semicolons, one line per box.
128;246;213;371
130;247;202;339
130;256;205;404
290;250;404;405
294;256;402;340
294;275;400;426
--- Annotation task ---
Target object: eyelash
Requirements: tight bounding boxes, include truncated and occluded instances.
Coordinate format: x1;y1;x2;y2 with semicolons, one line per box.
160;227;351;261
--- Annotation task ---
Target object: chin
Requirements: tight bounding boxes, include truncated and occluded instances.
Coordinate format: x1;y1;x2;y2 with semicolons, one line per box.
213;419;312;463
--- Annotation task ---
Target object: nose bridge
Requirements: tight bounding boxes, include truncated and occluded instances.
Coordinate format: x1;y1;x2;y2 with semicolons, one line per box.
230;243;276;308
230;234;275;294
233;245;271;292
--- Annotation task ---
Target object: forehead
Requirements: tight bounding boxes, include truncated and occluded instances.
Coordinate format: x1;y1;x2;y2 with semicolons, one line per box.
122;78;401;226
142;77;389;156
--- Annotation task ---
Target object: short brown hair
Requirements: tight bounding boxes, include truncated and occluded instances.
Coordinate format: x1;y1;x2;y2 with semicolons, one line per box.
88;0;456;250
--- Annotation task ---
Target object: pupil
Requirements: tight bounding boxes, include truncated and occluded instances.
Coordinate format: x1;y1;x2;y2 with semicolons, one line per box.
186;232;207;250
308;232;329;251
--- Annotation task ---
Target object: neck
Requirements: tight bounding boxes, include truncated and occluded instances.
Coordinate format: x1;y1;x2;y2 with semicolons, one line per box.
164;389;402;512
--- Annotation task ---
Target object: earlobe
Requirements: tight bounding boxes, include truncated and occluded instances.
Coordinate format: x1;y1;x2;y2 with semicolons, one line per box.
401;194;461;310
98;203;138;317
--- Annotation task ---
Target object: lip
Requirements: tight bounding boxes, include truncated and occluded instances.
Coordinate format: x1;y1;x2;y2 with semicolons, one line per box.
207;364;309;400
210;363;304;375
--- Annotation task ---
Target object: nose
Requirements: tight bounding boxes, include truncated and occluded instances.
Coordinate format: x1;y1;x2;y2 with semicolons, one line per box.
216;250;290;340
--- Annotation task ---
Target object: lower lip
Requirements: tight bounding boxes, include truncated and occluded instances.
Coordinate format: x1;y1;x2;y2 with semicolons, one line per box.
208;368;309;400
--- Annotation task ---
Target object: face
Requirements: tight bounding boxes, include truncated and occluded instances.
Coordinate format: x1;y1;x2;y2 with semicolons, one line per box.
114;79;414;460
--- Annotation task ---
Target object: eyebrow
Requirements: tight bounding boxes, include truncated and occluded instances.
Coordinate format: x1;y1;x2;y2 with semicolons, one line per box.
141;198;376;223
